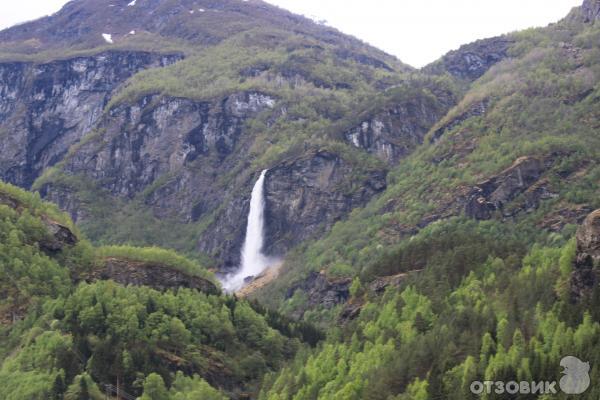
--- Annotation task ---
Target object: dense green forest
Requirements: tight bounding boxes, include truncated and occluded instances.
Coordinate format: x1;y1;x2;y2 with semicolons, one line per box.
259;219;600;399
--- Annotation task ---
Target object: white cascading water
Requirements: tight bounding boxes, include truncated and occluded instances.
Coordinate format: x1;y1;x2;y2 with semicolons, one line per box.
223;170;271;291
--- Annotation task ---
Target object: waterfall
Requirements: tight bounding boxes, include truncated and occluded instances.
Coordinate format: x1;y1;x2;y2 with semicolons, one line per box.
223;170;271;291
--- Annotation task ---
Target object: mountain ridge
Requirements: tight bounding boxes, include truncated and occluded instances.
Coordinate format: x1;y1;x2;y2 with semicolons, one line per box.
0;0;408;71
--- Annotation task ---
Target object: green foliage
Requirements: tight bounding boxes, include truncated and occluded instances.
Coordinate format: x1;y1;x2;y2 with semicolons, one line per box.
1;276;308;399
108;33;284;107
0;182;320;399
349;277;363;298
0;181;74;229
0;331;75;400
327;263;354;279
260;231;600;399
50;281;298;394
0;203;72;340
34;173;212;258
64;373;104;400
141;373;170;400
2;4;600;400
141;371;227;400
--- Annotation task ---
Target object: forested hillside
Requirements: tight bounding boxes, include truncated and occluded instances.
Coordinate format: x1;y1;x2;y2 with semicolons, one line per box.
259;216;600;399
0;182;320;399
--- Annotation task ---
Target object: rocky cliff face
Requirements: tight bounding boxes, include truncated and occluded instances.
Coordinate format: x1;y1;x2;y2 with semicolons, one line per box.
286;268;419;322
571;209;600;299
373;154;565;245
84;257;219;295
465;156;554;220
52;91;274;200
0;51;182;188
582;0;600;22
285;271;352;318
264;150;387;257
197;150;387;271
39;89;278;271
342;86;456;164
576;209;600;269
424;37;514;81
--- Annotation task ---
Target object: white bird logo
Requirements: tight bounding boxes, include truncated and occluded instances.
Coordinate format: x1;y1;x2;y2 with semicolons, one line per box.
559;356;591;394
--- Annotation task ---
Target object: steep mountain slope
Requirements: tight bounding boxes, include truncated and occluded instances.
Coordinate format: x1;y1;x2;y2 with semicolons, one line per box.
253;5;600;398
0;51;182;187
253;1;600;321
0;0;456;273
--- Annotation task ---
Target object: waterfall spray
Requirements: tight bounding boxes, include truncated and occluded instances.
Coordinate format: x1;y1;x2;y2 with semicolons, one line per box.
223;170;271;291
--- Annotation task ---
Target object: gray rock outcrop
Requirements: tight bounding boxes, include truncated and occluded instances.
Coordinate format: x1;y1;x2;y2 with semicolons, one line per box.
85;257;220;295
285;271;352;318
576;209;600;269
264;150;387;257
571;209;600;300
341;83;456;164
465;156;549;220
53;91;275;199
424;36;514;81
0;51;182;187
582;0;600;22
